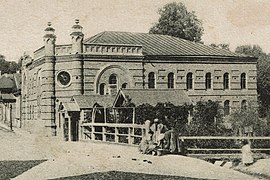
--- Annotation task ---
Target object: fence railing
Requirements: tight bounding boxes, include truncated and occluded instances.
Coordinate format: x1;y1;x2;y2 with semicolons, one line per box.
180;136;270;158
81;122;146;145
81;121;270;158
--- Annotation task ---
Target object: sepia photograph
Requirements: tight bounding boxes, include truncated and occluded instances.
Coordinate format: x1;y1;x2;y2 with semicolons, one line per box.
0;0;270;179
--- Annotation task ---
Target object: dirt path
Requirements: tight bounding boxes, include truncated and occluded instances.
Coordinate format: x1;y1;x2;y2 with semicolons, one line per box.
0;125;259;180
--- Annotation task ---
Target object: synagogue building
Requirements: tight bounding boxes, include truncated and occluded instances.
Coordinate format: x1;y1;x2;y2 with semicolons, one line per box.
20;20;257;139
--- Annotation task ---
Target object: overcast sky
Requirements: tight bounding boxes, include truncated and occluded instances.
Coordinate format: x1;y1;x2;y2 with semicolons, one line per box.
0;0;270;62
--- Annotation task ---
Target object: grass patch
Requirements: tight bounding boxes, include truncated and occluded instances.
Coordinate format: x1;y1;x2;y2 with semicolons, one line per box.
0;160;46;179
52;171;208;180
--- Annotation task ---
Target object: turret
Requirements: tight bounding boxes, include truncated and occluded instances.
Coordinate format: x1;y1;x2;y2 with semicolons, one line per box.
43;22;56;56
70;19;84;54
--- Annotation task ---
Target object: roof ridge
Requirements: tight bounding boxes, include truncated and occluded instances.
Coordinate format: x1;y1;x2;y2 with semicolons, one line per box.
83;31;255;59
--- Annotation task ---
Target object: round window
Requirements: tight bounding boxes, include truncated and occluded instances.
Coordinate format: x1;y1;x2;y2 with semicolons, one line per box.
57;71;71;86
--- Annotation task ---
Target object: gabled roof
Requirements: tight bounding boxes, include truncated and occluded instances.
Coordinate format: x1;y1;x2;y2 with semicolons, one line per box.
114;89;192;107
0;93;16;103
0;74;16;90
84;31;247;58
73;95;115;109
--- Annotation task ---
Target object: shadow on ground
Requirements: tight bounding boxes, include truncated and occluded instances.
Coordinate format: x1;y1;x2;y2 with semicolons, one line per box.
0;160;47;179
51;171;210;180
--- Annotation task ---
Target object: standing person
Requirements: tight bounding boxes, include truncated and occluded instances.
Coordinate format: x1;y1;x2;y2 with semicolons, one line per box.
241;140;253;166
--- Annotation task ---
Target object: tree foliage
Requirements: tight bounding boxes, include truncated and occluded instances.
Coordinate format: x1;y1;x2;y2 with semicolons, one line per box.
0;55;21;74
132;102;192;132
229;108;269;136
234;45;270;116
235;45;264;58
185;100;225;136
210;43;230;51
149;2;204;42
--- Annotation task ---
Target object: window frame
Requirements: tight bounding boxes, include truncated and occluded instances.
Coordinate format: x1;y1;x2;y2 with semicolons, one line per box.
148;72;155;89
186;72;193;90
168;72;174;89
240;73;246;89
223;73;229;90
205;72;211;89
224;100;230;116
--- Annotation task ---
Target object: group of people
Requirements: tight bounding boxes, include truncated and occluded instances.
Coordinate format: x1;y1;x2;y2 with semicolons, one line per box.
139;118;254;166
139;118;185;156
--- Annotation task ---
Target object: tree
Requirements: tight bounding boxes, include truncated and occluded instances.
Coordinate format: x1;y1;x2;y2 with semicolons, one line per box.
229;108;269;136
210;43;230;51
0;54;21;74
186;100;224;136
235;45;264;58
234;45;270;116
149;2;204;42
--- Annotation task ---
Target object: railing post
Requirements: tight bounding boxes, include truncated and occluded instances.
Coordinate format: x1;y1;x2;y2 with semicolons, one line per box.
91;109;95;140
128;127;134;144
79;110;84;140
115;127;119;143
132;107;135;124
104;107;107;124
102;126;106;142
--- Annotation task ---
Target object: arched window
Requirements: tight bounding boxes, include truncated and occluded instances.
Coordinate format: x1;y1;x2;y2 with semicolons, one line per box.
224;100;230;116
241;100;248;110
223;73;229;89
122;83;127;89
241;73;246;89
186;72;193;90
148;72;155;89
99;83;106;95
168;72;174;89
109;74;117;84
205;73;211;89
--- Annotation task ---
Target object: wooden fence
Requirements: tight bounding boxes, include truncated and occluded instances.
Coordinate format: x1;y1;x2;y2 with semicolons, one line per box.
81;122;270;159
81;122;145;145
180;136;270;159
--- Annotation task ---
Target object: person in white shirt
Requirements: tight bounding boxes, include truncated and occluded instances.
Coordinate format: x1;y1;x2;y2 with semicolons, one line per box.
241;139;254;166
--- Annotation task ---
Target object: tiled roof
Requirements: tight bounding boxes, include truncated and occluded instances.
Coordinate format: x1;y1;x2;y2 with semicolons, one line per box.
84;31;246;58
62;102;80;111
1;93;16;103
115;89;191;106
0;75;16;89
73;95;115;109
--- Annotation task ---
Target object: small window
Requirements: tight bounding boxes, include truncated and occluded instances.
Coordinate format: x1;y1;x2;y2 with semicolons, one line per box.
186;72;193;90
122;83;127;89
99;83;106;95
241;100;247;110
241;73;246;89
223;73;229;89
148;72;155;89
109;74;117;84
224;100;230;116
168;73;174;89
205;73;211;89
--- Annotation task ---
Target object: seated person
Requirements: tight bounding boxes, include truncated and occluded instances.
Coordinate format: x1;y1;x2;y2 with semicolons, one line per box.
138;130;157;155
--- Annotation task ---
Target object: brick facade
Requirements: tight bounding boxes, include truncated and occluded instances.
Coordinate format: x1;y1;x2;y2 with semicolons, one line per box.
21;20;257;136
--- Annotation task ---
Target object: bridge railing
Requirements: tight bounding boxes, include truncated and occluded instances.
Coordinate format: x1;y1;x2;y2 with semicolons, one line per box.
179;136;270;158
81;122;146;145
